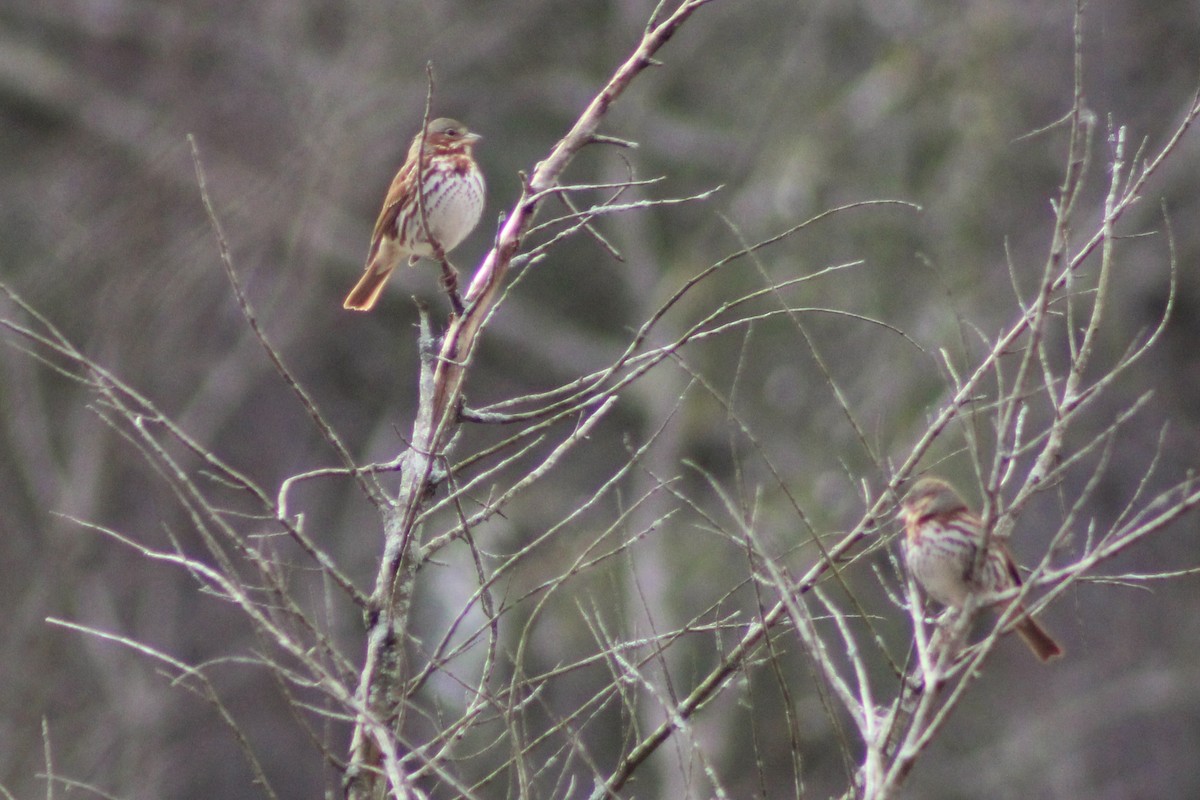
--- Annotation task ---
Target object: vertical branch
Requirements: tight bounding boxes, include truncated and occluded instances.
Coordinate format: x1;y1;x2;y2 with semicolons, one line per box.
345;3;718;797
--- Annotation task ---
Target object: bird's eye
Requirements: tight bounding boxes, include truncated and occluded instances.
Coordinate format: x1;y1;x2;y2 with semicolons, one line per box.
445;128;459;137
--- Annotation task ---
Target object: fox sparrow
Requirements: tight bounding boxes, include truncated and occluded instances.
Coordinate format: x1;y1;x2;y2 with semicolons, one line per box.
343;117;485;311
900;477;1063;662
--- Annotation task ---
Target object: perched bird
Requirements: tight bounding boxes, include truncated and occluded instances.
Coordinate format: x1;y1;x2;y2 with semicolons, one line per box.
343;117;485;311
899;477;1063;662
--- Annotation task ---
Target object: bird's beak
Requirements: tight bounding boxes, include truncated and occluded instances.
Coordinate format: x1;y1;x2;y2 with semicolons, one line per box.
464;132;482;145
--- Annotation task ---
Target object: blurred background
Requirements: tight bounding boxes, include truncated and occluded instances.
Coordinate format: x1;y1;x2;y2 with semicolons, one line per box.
2;0;1199;797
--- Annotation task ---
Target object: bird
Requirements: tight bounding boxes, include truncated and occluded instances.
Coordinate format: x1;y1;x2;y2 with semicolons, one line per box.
343;117;485;311
899;476;1063;662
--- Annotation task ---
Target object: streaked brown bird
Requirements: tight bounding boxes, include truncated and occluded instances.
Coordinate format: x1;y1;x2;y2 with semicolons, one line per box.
343;117;485;311
899;477;1063;662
